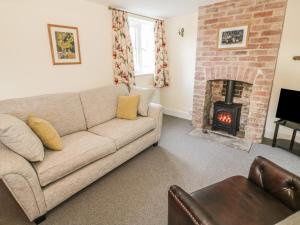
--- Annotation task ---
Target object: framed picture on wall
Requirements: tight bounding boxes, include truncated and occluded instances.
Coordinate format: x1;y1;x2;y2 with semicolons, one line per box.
218;25;249;49
48;24;81;65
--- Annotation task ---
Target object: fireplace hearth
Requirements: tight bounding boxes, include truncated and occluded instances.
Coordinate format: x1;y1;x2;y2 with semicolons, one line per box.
212;80;242;136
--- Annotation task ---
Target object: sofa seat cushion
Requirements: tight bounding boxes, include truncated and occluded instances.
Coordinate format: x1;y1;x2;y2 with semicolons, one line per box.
190;176;293;225
33;131;116;187
89;117;156;149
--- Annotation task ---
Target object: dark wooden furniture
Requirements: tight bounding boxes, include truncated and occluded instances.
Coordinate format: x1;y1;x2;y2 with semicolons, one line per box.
272;120;300;152
168;156;300;225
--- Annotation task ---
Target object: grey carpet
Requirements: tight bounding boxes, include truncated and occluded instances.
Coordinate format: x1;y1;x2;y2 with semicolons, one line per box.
2;115;300;225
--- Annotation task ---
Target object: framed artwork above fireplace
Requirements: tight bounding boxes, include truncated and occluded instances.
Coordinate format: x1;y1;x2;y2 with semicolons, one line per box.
217;25;249;50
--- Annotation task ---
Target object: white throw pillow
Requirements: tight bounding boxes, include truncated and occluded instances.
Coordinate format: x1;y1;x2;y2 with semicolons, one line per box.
130;86;155;116
0;114;44;162
275;212;300;225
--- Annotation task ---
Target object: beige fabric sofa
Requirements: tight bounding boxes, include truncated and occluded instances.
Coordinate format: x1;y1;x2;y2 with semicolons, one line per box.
0;85;163;223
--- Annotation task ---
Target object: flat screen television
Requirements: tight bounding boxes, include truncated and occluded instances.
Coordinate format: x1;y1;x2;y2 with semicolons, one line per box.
276;88;300;124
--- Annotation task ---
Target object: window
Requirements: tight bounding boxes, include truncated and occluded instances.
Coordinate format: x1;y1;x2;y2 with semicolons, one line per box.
128;16;155;75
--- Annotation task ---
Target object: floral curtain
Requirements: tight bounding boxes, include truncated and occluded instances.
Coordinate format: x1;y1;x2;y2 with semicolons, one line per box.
112;10;135;86
154;20;169;88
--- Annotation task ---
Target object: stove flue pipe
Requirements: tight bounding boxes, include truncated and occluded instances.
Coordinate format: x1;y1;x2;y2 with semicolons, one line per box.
225;80;235;105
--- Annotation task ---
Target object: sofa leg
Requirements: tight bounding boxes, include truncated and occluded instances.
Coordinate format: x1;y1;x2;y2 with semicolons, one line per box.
34;214;47;224
153;142;159;147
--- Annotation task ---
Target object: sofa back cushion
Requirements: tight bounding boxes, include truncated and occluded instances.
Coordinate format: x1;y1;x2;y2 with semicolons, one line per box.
0;93;86;137
0;114;44;162
80;84;129;128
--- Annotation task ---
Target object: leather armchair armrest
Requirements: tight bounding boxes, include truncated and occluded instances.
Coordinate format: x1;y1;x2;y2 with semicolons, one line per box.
248;156;300;212
0;144;47;222
168;185;219;225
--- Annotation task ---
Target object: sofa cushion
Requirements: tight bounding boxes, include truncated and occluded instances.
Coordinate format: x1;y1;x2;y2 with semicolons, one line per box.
80;84;129;128
0;114;44;162
0;93;86;137
116;95;139;120
33;131;116;187
89;117;156;149
130;86;155;116
190;176;293;225
27;116;63;151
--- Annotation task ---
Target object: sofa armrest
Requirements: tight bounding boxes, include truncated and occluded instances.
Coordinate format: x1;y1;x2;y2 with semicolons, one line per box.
168;185;219;225
0;144;47;222
248;156;300;212
148;103;163;142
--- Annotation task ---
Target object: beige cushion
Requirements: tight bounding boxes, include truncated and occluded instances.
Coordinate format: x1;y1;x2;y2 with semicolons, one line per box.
80;84;129;128
130;86;155;116
0;93;87;136
33;131;116;186
275;212;300;225
89;117;156;149
0;114;44;162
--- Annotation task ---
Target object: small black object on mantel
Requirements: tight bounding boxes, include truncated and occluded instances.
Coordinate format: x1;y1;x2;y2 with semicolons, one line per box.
293;56;300;60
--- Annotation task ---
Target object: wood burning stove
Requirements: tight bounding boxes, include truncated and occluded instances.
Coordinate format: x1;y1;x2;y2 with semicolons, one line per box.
212;80;242;136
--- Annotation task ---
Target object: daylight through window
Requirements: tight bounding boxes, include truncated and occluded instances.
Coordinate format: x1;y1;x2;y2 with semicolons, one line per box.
128;16;155;75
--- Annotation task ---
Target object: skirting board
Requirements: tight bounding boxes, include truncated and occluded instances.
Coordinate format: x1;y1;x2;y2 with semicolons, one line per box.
163;108;192;120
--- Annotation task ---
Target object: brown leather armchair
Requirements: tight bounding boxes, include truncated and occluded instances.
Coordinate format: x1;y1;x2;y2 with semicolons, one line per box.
168;156;300;225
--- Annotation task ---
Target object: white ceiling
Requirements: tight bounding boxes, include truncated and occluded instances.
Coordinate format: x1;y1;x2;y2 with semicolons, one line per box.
87;0;219;19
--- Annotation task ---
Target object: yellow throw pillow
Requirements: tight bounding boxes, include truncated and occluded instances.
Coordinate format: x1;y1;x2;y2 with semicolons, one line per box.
117;95;140;120
27;116;63;151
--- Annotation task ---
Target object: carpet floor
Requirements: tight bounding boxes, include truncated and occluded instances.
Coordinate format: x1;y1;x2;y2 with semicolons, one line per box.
2;115;300;225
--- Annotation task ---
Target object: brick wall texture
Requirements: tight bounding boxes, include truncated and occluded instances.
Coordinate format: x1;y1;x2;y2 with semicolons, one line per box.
192;0;287;143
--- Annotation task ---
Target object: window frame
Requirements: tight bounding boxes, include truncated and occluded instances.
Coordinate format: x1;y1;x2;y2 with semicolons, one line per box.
128;15;155;76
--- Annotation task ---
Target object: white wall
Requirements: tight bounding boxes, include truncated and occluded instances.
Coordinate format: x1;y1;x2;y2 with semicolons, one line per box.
265;0;300;140
161;13;198;120
0;0;113;100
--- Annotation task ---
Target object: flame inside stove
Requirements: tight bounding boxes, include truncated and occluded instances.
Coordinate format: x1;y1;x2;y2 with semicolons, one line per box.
217;112;232;125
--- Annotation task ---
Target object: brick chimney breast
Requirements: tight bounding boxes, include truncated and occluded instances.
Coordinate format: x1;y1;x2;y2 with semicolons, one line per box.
192;0;287;143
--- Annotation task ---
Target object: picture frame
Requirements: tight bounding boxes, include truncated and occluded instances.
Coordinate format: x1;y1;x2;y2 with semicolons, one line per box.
47;24;81;65
217;25;249;50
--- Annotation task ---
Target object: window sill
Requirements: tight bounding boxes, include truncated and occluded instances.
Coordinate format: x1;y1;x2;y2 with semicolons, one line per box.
135;73;154;77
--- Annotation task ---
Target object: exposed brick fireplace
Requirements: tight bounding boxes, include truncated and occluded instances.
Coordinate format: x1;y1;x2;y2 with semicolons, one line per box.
192;0;287;143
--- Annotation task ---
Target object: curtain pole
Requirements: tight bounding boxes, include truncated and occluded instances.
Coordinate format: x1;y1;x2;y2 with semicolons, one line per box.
108;6;163;21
